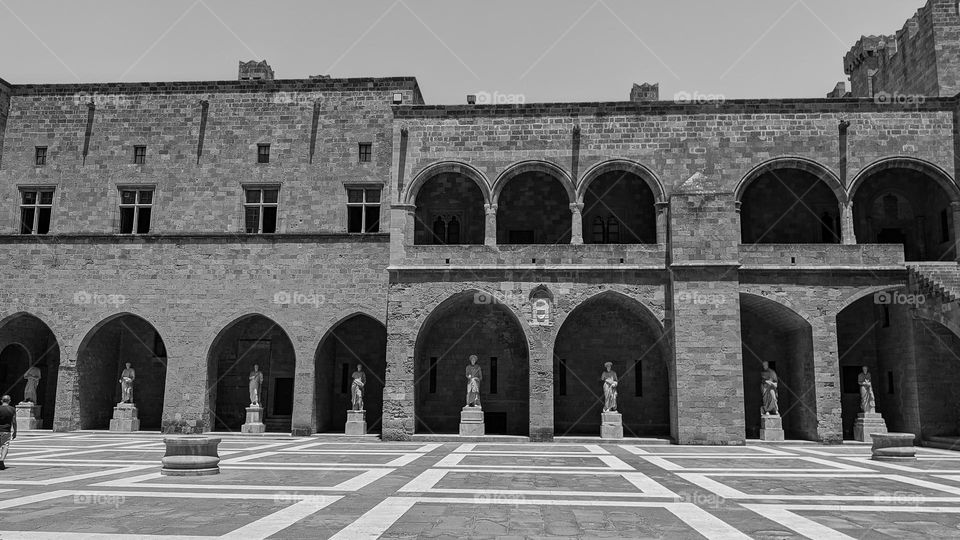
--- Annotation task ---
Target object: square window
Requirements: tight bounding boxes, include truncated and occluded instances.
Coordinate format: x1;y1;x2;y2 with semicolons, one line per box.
133;146;146;165
358;143;372;163
19;189;54;235
118;188;153;235
243;187;280;234
34;147;47;166
258;144;270;164
345;187;382;233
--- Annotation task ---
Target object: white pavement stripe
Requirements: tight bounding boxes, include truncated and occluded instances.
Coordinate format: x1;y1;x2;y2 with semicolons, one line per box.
399;469;446;492
667;504;752;540
741;505;855;540
329;498;417;540
219;496;341;539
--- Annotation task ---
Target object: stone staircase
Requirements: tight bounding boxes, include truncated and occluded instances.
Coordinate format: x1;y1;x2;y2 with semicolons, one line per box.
908;262;960;303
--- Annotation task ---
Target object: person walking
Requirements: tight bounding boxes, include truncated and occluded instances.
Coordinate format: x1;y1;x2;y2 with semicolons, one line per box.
0;395;17;470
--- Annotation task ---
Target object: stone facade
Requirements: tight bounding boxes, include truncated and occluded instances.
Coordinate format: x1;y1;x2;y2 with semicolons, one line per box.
2;1;960;444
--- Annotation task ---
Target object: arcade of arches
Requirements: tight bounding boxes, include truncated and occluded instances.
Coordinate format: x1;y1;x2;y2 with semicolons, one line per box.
0;314;59;429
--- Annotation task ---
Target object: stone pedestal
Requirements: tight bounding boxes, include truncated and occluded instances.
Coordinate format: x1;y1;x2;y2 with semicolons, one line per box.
854;412;888;443
345;410;367;436
109;403;140;432
600;411;623;439
759;414;784;441
15;403;41;430
871;432;917;462
241;406;265;434
459;406;485;436
161;436;221;476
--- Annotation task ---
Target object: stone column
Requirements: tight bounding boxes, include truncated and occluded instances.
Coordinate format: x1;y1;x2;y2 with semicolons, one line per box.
484;203;498;247
669;189;745;445
382;287;417;441
655;202;670;245
528;326;555;442
290;342;318;436
569;203;584;245
811;317;842;443
840;202;857;245
952;202;960;261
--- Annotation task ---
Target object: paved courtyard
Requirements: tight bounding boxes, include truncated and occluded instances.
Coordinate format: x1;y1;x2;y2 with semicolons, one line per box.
1;433;960;538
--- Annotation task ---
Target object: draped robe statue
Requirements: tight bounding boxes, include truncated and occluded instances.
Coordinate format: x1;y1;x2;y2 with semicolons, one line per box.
600;362;618;412
760;361;779;415
465;355;482;407
23;366;41;403
858;366;876;414
249;364;264;407
120;363;135;404
351;365;366;411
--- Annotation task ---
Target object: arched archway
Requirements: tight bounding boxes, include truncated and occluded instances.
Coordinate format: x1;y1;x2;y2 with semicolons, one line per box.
413;168;487;245
414;291;530;435
314;314;386;433
739;162;843;244
207;314;296;432
77;314;167;430
0;313;60;429
579;167;658;244
494;162;574;245
553;292;670;437
740;294;818;440
851;159;960;261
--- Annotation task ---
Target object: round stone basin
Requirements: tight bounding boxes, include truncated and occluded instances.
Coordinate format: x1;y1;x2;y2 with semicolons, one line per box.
161;436;221;476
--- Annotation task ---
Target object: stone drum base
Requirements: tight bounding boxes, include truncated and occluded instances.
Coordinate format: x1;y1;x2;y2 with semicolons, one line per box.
15;403;41;430
601;411;623;439
161;436;221;476
854;412;888;443
345;410;367;436
459;406;485;436
760;414;784;441
109;403;139;432
241;406;265;434
871;432;917;462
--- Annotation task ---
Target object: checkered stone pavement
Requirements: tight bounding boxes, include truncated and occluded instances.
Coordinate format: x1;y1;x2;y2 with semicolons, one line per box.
1;433;960;538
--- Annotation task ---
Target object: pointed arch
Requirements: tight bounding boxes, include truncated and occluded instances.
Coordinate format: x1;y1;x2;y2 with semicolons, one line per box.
849;157;959;202
577;159;666;203
491;160;576;204
736;157;846;204
404;161;491;206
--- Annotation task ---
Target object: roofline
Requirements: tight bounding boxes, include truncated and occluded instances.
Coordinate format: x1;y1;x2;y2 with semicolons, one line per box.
4;76;421;95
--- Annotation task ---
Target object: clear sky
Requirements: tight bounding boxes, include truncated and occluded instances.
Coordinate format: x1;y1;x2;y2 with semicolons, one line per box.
0;0;927;103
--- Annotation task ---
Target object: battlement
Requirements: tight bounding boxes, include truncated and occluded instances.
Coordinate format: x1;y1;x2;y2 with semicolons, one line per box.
844;0;960;98
238;60;275;81
630;82;659;102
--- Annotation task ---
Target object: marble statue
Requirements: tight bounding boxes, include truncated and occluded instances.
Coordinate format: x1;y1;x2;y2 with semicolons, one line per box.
465;355;482;407
858;366;876;414
119;363;135;404
351;364;366;411
600;362;619;412
22;366;41;403
760;361;779;415
248;364;263;407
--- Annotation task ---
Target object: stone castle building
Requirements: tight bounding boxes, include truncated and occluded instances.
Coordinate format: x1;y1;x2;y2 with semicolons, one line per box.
2;0;960;444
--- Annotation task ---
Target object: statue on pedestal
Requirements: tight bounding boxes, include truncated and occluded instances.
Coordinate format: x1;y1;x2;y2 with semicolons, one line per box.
351;364;366;411
760;361;779;415
22;366;41;403
600;362;619;412
248;364;263;407
119;362;136;404
465;355;482;407
859;366;876;414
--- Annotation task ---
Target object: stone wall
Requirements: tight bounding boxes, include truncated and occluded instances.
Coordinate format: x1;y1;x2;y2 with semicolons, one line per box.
0;234;389;433
0;78;420;235
845;0;960;98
